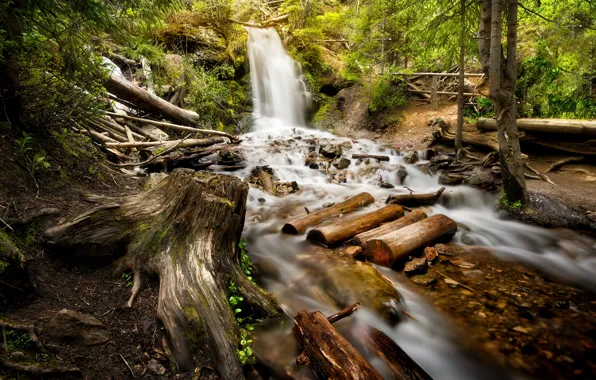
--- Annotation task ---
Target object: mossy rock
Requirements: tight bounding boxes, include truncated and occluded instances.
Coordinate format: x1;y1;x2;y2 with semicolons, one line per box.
0;232;30;308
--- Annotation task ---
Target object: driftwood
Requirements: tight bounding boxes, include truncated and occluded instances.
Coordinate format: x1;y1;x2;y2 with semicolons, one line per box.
546;156;584;172
477;117;596;137
282;193;374;234
105;112;237;142
105;137;224;149
307;205;404;246
293;310;383;380
366;214;457;267
352;154;390;161
386;187;446;207
351;210;428;248
43;169;282;379
104;70;200;126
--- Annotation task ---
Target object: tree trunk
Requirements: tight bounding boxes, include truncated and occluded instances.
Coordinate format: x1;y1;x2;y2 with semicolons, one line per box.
477;117;596;136
366;215;457;267
293;310;383;380
478;0;492;75
43;169;282;379
351;210;427;248
385;187;446;207
455;0;466;160
104;71;200;127
282;193;374;234
307;205;404;246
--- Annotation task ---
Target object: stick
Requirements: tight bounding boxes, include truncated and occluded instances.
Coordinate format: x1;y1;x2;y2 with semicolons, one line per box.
105;137;225;149
119;353;137;378
114;135;191;167
435;270;477;293
327;302;361;324
104;112;237;142
546;156;584;172
524;163;557;186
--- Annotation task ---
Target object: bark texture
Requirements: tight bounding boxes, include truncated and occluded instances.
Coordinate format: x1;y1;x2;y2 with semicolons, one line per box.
43;169;282;379
293;310;383;380
351;210;428;248
307;205;404;246
386;188;446;207
477;118;596;136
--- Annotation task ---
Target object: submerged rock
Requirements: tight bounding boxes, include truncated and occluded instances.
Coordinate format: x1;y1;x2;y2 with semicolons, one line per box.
404;258;428;275
319;144;343;159
410;272;437;286
397;165;408;183
380;182;395;189
46;309;110;346
332;157;351;170
403;150;419;164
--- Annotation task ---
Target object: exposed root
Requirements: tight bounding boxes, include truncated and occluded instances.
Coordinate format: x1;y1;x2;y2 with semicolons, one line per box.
0;356;80;374
127;271;143;308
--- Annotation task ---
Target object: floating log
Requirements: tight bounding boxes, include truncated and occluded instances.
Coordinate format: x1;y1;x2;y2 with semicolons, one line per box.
281;193;374;235
351;210;428;248
104;70;200;126
293;310;383;380
366;214;458;267
386;187;446;207
105;137;224;149
477;117;596;137
307;205;404;246
352;154;390;161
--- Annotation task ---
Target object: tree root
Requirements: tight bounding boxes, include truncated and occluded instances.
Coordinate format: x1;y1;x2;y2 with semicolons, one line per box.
0;356;80;374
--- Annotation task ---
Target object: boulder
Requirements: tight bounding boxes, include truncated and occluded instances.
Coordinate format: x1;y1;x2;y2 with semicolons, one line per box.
46;309;110;346
402;151;419;164
332;157;351;170
396;165;408;184
319;144;343;159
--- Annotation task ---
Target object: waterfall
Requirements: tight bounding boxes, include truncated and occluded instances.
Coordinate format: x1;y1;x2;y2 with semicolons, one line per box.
246;27;311;128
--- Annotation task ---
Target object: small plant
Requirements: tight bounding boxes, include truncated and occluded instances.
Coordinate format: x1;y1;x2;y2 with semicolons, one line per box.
121;272;134;288
15;132;33;154
30;153;50;175
236;328;254;365
5;328;30;351
499;190;523;210
238;239;254;284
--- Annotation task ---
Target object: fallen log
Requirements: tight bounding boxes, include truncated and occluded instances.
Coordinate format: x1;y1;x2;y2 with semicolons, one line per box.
353;326;431;380
307;205;404;246
433;121;500;152
386;187;446;207
43;169;282;379
351;210;428;248
104;70;200;126
281;193;374;234
105;137;224;149
293;310;383;380
366;214;458;267
352;154;390;162
105;112;237;142
477;117;596;137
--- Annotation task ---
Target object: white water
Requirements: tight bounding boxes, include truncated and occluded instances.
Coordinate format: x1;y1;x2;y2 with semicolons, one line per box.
235;28;596;379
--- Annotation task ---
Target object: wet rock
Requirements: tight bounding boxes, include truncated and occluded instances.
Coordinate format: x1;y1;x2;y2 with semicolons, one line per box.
147;358;167;376
258;197;265;203
322;202;335;208
319;144;343;159
424;247;438;264
308;163;319;169
439;172;465;185
329;170;347;184
46;309;110;345
434;244;459;256
402;150;419;164
430;154;452;169
396;165;408;183
464;170;499;189
275;181;299;196
332;157;351;170
410;272;437;286
404;258;428;276
462;270;484;279
452;259;475;269
380;182;394;189
339;141;353;150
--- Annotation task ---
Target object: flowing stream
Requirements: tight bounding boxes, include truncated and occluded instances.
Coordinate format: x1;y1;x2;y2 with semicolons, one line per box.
224;27;596;379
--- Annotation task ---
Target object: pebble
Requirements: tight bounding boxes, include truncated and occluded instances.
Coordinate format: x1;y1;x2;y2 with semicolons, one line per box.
410;272;436;286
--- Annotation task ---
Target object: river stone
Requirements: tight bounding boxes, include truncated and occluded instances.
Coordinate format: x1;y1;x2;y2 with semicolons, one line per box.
439;172;465;185
332;157;351;170
403;150;419;164
404;258;428;275
319;144;343;159
410;272;437;286
46;309;110;345
397;165;408;183
424;247;438;264
380;182;394;189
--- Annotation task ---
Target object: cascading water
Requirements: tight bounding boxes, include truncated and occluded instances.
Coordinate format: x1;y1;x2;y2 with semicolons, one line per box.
246;27;311;128
223;27;596;379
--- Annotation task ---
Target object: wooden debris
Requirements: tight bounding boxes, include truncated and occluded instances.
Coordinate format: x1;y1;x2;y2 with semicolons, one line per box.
366;215;458;267
307;205;404;246
351;210;428;248
293;310;383;380
105;137;224;149
352;154;390;161
477;117;596;137
386;187;446;207
523;163;557;186
282;193;374;235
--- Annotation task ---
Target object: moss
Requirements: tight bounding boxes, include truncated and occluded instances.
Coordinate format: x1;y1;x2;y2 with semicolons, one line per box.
5;328;30;351
0;260;9;273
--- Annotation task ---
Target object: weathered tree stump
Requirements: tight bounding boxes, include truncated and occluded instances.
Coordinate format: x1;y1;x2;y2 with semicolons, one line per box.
43;169;282;379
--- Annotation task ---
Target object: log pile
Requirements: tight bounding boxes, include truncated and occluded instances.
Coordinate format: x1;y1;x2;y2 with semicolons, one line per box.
77;56;241;173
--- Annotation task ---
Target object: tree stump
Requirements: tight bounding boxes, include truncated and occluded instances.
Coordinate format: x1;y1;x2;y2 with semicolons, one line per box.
43;169;282;379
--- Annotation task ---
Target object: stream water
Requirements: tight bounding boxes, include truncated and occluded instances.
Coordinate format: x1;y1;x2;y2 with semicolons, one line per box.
222;27;596;379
